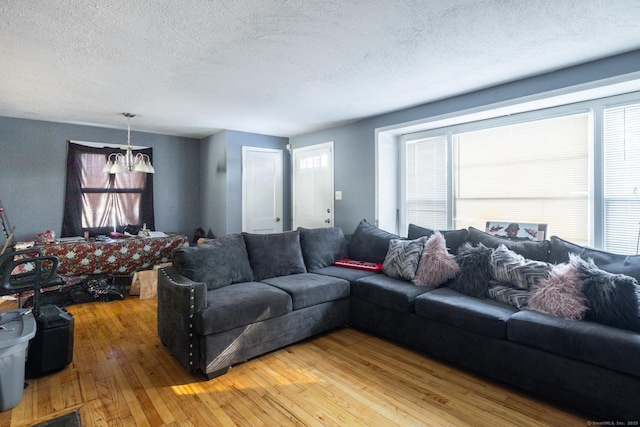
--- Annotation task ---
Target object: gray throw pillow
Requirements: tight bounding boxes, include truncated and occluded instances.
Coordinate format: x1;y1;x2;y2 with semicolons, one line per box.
243;230;307;281
347;219;401;264
449;243;494;297
491;244;552;290
298;227;348;272
573;254;640;332
382;237;428;281
486;284;530;309
172;233;254;290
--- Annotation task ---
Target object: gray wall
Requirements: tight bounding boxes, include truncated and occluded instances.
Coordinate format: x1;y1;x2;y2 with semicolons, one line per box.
199;129;290;236
0;117;201;242
289;49;640;235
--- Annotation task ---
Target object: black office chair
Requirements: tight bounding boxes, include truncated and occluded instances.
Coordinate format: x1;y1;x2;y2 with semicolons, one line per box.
0;248;62;317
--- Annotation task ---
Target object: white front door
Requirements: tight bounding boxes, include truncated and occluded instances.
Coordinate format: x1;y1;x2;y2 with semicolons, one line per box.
242;147;283;234
293;142;334;229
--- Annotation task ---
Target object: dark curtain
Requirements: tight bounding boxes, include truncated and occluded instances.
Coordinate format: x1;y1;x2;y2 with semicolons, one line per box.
62;142;155;237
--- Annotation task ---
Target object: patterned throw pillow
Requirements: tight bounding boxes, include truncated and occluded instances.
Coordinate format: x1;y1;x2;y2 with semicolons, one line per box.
491;244;551;290
382;237;427;281
413;231;459;287
528;259;588;320
487;284;530;309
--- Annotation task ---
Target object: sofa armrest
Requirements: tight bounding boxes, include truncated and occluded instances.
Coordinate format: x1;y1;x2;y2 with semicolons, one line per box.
157;266;207;373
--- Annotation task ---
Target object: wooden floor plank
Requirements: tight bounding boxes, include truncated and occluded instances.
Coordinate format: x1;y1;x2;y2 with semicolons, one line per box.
0;297;589;426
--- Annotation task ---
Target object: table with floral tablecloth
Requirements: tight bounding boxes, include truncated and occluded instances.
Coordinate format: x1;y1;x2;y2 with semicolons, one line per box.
39;234;188;276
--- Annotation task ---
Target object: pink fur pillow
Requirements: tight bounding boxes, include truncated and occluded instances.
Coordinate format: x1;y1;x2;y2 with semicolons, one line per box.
413;231;459;287
528;255;588;320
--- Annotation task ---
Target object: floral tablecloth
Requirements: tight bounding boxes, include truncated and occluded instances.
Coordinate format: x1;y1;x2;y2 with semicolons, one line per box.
39;234;188;276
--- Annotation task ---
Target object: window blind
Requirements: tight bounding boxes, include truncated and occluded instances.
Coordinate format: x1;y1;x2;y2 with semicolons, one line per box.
604;102;640;254
406;135;448;229
453;113;590;244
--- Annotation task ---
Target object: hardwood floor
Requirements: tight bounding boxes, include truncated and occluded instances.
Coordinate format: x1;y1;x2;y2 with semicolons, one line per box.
0;297;588;426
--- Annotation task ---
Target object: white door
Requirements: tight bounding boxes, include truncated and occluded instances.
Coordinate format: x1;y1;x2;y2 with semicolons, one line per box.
242;147;283;234
293;142;334;229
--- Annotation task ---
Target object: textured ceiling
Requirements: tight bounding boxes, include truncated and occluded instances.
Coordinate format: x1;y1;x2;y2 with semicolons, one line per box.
1;1;640;138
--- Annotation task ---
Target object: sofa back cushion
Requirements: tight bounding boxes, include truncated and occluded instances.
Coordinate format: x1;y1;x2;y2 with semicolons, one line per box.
298;227;348;272
172;233;254;290
468;226;550;262
347;220;401;264
243;230;307;281
407;224;468;255
549;236;640;282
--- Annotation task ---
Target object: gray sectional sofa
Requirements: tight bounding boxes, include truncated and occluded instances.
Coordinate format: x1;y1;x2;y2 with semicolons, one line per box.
157;221;640;421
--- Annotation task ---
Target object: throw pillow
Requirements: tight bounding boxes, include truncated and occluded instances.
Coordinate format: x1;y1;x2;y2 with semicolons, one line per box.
412;231;460;287
298;227;348;271
573;254;640;332
449;242;494;297
528;260;588;320
382;237;428;281
172;233;254;290
491;244;552;290
242;230;307;281
347;220;401;264
486;284;530;309
407;224;469;255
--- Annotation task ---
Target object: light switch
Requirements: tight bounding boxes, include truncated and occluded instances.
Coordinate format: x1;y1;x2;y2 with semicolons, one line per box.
335;191;342;200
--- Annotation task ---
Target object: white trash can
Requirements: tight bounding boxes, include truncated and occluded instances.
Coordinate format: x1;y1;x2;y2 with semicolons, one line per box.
0;309;36;411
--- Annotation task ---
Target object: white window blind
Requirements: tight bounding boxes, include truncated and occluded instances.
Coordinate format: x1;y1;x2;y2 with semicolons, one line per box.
604;102;640;254
406;135;448;229
453;113;590;244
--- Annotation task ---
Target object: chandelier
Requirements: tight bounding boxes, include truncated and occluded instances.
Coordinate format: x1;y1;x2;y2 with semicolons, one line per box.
103;113;155;174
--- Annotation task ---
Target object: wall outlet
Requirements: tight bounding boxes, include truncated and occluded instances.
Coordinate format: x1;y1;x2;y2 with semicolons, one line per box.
335;191;342;200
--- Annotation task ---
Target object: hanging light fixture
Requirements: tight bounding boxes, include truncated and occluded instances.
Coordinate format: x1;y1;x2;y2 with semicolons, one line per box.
103;113;155;174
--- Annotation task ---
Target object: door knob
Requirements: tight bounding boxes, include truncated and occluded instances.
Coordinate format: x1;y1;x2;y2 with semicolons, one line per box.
325;219;331;223
276;217;281;222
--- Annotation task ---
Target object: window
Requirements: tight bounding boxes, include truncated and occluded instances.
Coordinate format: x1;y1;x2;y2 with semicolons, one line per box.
453;113;589;244
402;111;591;245
405;135;448;229
604;102;640;253
62;142;154;237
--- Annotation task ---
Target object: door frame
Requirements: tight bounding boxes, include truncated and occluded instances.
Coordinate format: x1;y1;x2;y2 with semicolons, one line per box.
241;146;284;233
292;141;335;229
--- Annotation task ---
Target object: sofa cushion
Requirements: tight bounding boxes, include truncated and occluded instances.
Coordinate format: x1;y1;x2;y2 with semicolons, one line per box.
528;259;588;320
243;230;307;281
549;235;640;282
172;233;253;290
382;237;427;281
312;265;378;283
196;282;292;335
347;220;401;264
573;254;640;332
262;273;350;310
468;226;550;262
491;244;552;290
507;309;640;378
298;227;348;272
352;274;431;313
407;224;469;255
449;243;493;297
413;231;459;287
415;288;518;339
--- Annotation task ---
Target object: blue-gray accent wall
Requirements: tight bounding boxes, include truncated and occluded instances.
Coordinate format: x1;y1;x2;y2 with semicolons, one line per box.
0;117;201;242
